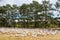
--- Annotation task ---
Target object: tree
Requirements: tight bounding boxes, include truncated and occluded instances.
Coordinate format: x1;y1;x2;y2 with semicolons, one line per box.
41;0;55;28
29;1;43;28
55;0;60;27
19;4;29;28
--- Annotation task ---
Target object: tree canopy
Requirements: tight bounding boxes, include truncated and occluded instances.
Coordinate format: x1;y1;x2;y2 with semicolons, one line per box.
0;0;60;28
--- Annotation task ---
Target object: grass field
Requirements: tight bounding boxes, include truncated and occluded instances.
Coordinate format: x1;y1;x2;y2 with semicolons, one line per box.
0;34;60;40
0;28;60;40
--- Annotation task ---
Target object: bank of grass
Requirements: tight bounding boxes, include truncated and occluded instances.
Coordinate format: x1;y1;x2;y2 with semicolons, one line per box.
0;34;60;40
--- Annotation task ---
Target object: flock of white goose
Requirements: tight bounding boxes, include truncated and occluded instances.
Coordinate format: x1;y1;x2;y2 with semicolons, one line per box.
0;28;60;37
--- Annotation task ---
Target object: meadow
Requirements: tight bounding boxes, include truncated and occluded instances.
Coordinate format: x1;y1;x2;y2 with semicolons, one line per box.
0;28;60;40
0;34;60;40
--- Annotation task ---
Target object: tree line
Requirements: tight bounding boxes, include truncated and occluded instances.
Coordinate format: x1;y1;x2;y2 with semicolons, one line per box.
0;0;60;28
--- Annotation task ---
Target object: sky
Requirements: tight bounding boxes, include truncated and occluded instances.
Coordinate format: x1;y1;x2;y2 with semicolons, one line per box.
0;0;59;18
0;0;57;6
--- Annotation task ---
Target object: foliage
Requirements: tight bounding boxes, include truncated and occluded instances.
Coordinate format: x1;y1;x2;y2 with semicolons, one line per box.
0;0;59;28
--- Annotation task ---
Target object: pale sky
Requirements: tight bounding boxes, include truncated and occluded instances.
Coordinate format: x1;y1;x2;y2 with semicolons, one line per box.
0;0;57;6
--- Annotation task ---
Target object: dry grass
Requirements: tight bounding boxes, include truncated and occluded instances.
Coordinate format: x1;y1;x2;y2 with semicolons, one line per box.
0;33;60;40
0;28;60;40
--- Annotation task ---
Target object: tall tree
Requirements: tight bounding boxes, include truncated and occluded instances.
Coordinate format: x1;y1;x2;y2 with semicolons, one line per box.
41;0;55;28
30;1;43;28
19;4;29;28
55;0;60;27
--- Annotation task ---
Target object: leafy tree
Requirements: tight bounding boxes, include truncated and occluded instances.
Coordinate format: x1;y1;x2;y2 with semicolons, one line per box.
55;0;60;27
19;4;29;28
29;1;43;28
41;0;55;28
